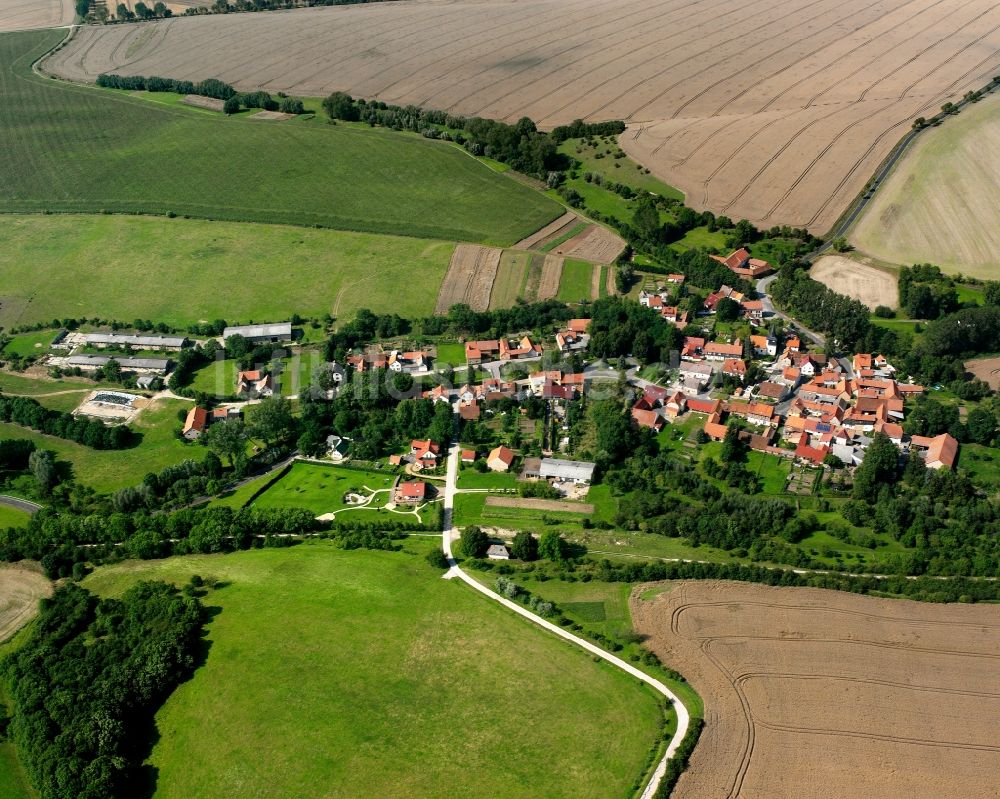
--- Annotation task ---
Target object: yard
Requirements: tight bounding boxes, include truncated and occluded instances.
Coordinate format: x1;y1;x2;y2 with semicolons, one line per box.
434;341;467;368
80;543;664;799
456;467;518;489
250;461;403;517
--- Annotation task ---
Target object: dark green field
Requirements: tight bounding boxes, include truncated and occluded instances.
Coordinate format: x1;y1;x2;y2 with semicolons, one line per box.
0;31;559;244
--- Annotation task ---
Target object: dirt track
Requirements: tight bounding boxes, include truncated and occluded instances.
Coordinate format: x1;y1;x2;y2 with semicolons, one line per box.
632;580;1000;798
810;256;899;309
41;0;1000;233
486;496;594;514
0;563;51;643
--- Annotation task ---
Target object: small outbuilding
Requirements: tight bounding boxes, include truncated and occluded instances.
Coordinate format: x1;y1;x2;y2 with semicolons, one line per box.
486;544;510;560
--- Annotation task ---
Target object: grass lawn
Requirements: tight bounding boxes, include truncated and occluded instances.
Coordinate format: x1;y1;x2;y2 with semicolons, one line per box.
0;215;455;329
251;461;399;516
453;483;617;533
0;371;111;397
746;450;793;495
208;471;278;509
957;443;1000;488
188;359;240;398
1;330;61;358
0;398;194;492
456;467;518;489
956;283;984;305
0;504;31;529
869;315;922;340
434;341;467;368
0;32;559;246
489;250;532;309
673;225;728;251
557;258;597;303
81;543;664;799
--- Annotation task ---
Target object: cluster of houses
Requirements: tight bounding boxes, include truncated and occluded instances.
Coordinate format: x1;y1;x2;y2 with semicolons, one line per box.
631;340;959;471
710;247;774;279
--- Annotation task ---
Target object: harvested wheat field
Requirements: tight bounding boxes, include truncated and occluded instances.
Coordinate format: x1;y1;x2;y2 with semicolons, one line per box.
44;0;1000;233
537;255;564;300
553;225;627;263
434;244;501;313
964;356;1000;389
181;94;224;112
0;563;51;642
810;255;899;309
852;92;1000;278
632;580;1000;798
0;0;73;32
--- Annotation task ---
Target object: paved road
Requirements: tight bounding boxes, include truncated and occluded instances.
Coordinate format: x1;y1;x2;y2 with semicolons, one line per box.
0;495;42;514
756;274;826;348
439;433;691;799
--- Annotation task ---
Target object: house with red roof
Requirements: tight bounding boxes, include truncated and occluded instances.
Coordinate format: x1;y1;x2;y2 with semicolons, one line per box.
410;439;441;470
500;336;542;361
631;407;665;432
704;340;743;361
910;433;958;470
465;340;500;365
711;248;773;279
396;481;430;503
487;445;516;472
236;370;274;397
182;406;209;440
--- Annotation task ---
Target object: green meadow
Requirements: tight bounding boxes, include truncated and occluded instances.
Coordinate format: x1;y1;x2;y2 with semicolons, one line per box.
0;31;559;245
0;215;455;328
81;543;664;799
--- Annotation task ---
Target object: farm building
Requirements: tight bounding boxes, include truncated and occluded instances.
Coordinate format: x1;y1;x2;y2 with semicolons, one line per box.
182;406;209;439
64;355;170;374
82;332;189;350
487;445;515;472
236;370;274;397
537;458;595;484
222;322;292;343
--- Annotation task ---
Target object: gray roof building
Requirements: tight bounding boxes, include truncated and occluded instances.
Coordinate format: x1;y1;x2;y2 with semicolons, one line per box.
222;323;292;342
83;332;188;350
539;457;595;483
65;355;170;373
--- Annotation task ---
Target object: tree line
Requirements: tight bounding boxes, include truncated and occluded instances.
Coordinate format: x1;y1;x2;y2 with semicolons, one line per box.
0;395;132;450
2;581;206;799
95;73;305;115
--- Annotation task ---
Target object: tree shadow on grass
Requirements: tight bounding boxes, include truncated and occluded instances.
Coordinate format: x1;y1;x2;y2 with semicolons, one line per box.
128;604;221;799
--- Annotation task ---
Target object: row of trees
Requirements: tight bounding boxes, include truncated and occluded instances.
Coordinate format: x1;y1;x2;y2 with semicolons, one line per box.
321;92;568;178
3;581;206;799
0;395;131;450
97;73;236;99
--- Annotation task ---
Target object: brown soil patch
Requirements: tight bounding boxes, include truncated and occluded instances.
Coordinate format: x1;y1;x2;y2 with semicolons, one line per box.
514;211;579;250
43;1;1000;233
589;263;601;300
606;264;617;296
181;94;224;112
0;0;73;32
536;255;563;300
632;580;1000;798
810;256;898;309
486;496;594;513
554;224;627;263
964;357;1000;389
434;244;502;313
248;110;296;121
0;563;51;643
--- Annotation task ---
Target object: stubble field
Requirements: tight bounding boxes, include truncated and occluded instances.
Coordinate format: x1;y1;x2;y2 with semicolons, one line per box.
632;580;1000;798
851;92;1000;277
809;255;899;309
43;0;1000;233
0;0;72;32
